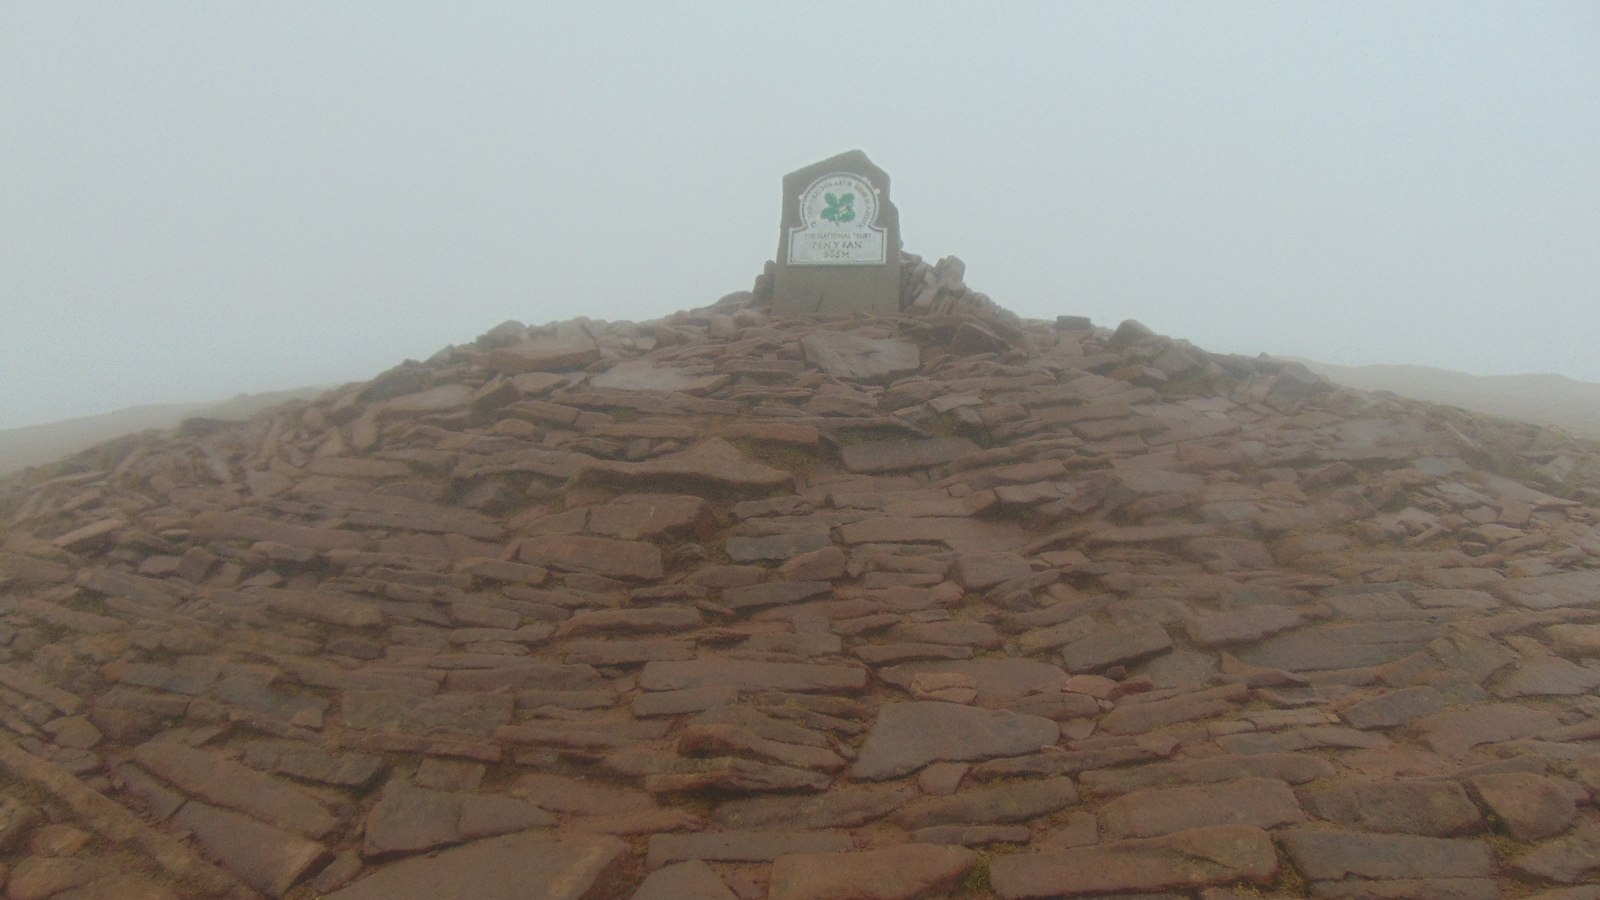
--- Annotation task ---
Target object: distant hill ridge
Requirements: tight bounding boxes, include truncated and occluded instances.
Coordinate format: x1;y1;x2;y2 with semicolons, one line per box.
0;387;332;476
1292;360;1600;439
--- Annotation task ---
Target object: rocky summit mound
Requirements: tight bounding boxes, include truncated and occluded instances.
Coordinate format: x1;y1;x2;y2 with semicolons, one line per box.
3;255;1600;900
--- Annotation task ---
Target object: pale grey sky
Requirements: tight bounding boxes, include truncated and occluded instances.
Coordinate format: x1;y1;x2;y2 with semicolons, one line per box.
2;3;1597;431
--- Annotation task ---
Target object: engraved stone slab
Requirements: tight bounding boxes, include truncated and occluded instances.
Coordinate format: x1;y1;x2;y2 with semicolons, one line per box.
771;150;902;316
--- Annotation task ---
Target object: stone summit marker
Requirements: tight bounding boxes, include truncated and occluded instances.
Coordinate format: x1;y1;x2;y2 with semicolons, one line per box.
771;149;902;316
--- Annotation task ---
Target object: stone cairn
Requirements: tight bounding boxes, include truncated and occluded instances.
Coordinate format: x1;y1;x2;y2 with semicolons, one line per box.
1;254;1600;900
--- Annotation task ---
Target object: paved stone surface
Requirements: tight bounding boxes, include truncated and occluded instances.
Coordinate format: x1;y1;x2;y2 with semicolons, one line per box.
1098;777;1305;839
135;741;338;839
891;777;1078;829
714;786;912;829
1279;829;1494;881
174;800;328;897
1416;703;1562;756
767;844;977;900
851;701;1059;780
1466;772;1582;842
10;271;1600;900
800;332;922;383
518;535;664;580
632;860;738;900
646;831;855;868
989;825;1278;898
1237;622;1439;672
840;437;981;474
1302;779;1484;836
641;660;867;693
328;833;626;900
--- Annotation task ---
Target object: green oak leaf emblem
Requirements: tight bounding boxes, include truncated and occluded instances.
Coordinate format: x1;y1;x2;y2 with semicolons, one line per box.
820;192;856;223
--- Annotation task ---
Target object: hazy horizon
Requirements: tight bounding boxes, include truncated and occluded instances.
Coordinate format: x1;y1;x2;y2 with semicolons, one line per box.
4;3;1597;431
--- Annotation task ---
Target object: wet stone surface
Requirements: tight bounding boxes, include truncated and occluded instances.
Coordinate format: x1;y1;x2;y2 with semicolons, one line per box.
1;264;1599;900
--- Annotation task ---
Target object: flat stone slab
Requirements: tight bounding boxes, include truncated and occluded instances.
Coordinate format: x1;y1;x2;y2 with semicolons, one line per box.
989;825;1277;899
1098;777;1305;839
851;701;1059;780
135;741;338;839
1340;686;1450;730
838;517;1028;554
174;801;328;898
800;332;921;383
1236;622;1439;672
1468;773;1582;842
328;832;626;900
1303;778;1483;836
646;831;853;868
190;511;364;552
579;439;793;490
1278;828;1493;881
1096;683;1246;735
714;786;913;830
891;778;1078;829
725;533;833;562
590;361;726;393
640;660;867;693
632;861;737;900
1060;622;1172;672
1078;752;1337;796
840;438;980;474
1495;570;1600;610
1416;703;1562;756
768;844;977;900
519;535;663;581
1187;606;1302;648
482;334;601;374
877;660;1066;705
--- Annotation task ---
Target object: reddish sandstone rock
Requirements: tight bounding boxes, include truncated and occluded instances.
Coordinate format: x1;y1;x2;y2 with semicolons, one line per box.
767;844;977;900
174;800;329;897
989;825;1277;899
328;833;626;900
632;860;738;900
851;701;1058;780
519;534;664;581
134;741;339;839
891;777;1078;829
1466;773;1583;842
1302;778;1484;836
1278;829;1494;881
1098;777;1304;839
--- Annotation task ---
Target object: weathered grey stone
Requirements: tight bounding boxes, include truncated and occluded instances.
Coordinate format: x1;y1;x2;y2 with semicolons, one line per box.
646;831;854;868
1237;622;1439;672
840;437;981;474
175;801;328;897
714;786;912;830
632;861;737;900
1078;753;1336;795
1060;623;1172;672
328;833;626;900
1278;829;1493;881
989;826;1277;899
1302;779;1483;836
1341;686;1450;730
1098;778;1304;839
641;661;866;694
768;844;977;900
851;701;1058;780
891;777;1078;829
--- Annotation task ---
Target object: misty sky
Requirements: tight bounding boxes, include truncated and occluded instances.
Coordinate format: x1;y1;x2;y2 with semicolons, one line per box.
2;3;1597;432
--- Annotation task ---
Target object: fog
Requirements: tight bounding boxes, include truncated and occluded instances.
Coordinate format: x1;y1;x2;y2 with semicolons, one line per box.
2;3;1597;432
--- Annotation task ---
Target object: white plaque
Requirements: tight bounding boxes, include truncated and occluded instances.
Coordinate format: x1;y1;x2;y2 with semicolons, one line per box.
787;173;887;266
